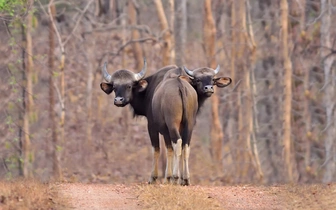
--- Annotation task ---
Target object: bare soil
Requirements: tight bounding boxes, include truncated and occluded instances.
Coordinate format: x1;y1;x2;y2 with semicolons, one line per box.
58;182;336;210
59;183;138;210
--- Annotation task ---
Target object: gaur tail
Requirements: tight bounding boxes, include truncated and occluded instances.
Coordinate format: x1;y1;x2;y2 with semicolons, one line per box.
177;77;190;145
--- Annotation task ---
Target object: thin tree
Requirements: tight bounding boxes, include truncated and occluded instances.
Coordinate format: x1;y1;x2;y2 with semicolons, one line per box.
174;0;187;66
154;0;173;65
281;0;294;182
246;0;264;181
121;1;127;67
291;0;309;182
128;0;143;70
48;1;65;150
203;0;224;167
169;0;175;62
18;22;25;177
237;0;247;177
320;0;335;183
22;0;35;178
48;2;62;179
229;0;242;177
228;0;237;167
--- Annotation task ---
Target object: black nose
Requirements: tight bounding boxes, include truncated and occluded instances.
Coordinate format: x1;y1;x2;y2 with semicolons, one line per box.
204;85;214;93
114;97;124;105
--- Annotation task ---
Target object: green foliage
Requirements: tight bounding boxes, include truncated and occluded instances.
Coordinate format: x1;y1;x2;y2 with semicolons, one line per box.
29;152;34;162
5;115;13;125
7;102;15;111
5;141;11;149
56;145;63;152
0;0;26;16
29;111;38;123
5;155;19;169
53;71;60;77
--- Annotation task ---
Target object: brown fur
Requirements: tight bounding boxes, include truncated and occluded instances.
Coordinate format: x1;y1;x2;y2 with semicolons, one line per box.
151;68;198;184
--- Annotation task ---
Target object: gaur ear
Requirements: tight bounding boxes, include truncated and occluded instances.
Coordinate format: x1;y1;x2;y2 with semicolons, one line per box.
188;77;197;85
100;82;114;94
137;79;148;92
214;77;232;88
179;75;192;83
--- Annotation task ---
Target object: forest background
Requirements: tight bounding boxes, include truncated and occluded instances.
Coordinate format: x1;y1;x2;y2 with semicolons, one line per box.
0;0;335;185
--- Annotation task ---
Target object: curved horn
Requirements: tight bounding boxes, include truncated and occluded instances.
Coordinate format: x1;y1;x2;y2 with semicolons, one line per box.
214;65;220;75
183;66;194;77
102;62;112;83
134;58;147;81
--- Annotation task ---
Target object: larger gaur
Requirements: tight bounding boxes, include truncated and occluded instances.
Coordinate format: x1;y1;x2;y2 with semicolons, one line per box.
100;59;179;183
151;68;198;185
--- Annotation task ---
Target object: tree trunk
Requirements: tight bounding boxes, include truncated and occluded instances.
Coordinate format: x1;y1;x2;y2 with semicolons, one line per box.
49;2;62;179
281;0;294;182
321;0;335;183
290;0;308;182
86;58;94;149
246;0;264;182
60;63;65;146
85;41;95;151
19;23;26;177
174;0;187;66
27;1;35;118
121;3;127;67
95;0;103;16
22;0;35;178
169;0;175;62
128;0;143;70
154;0;172;65
228;0;238;175
114;0;122;25
237;0;248;178
203;0;223;167
48;0;65;180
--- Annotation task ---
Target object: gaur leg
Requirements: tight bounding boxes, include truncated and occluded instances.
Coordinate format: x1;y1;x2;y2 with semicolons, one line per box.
166;128;182;185
181;129;193;186
181;143;191;186
172;139;182;184
163;127;182;184
148;125;160;184
163;133;174;183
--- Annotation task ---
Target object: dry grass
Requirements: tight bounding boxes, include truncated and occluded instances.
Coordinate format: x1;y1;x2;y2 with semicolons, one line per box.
136;184;223;210
268;183;336;210
0;179;69;210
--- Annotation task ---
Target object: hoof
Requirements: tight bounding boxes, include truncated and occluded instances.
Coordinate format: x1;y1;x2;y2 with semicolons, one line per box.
181;179;190;186
172;176;180;185
148;176;158;184
164;176;173;184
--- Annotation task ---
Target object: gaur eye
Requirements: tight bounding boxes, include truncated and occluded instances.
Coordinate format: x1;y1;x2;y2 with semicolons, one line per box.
196;79;200;82
127;85;132;90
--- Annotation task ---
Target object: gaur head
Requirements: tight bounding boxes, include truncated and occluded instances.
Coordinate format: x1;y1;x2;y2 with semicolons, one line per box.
100;59;148;107
183;65;232;97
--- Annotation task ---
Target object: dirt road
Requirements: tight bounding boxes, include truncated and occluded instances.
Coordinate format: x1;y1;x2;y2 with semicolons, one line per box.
60;183;139;210
59;183;336;210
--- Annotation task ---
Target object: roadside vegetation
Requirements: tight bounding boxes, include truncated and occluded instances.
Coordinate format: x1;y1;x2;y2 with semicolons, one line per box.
0;179;68;210
137;184;222;210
